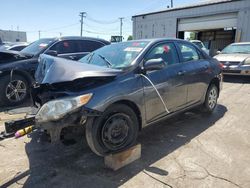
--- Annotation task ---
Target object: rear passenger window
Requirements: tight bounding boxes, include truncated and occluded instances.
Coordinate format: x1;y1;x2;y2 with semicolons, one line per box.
79;40;104;52
177;43;199;62
145;42;179;66
50;40;79;54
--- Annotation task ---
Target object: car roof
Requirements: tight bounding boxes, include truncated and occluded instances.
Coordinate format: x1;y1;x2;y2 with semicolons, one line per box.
58;36;110;44
36;36;110;44
231;42;250;45
126;38;187;43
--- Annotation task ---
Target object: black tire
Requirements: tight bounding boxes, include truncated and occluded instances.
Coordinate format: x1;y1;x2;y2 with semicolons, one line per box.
202;84;218;113
85;104;139;156
0;75;29;106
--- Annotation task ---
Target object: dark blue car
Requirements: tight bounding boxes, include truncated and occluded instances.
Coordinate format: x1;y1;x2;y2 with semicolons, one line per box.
33;38;223;156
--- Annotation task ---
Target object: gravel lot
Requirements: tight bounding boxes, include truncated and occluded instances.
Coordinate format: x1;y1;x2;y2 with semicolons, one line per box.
0;76;250;188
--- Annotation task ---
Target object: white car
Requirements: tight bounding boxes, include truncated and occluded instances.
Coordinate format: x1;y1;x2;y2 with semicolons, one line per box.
190;40;209;55
214;42;250;76
0;42;29;51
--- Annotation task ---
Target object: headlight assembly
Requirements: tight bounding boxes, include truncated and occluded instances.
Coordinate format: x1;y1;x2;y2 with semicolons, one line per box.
35;93;93;122
244;58;250;65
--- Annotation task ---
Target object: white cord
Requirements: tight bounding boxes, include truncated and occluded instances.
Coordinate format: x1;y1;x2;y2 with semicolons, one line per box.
140;74;170;113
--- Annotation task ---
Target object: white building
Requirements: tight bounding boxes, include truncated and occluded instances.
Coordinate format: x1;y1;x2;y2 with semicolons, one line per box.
132;0;250;55
0;30;27;43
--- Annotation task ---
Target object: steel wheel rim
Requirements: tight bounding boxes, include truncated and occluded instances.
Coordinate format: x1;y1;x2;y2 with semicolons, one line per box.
208;87;217;109
5;80;27;102
101;113;130;150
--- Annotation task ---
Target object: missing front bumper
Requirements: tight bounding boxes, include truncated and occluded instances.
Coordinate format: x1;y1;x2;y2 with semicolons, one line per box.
34;107;102;142
2;107;102;142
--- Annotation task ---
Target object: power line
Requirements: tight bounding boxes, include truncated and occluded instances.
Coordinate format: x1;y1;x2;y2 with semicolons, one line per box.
84;30;116;35
86;14;119;24
43;23;79;32
84;22;119;32
25;23;79;33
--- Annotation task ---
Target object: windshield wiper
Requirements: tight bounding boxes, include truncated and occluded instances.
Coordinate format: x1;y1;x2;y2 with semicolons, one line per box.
87;52;95;63
97;54;112;67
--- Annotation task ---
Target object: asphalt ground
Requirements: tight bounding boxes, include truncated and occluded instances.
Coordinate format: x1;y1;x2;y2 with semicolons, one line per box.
0;75;250;188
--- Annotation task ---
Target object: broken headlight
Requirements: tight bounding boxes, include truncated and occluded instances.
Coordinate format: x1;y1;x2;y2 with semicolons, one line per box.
35;93;93;122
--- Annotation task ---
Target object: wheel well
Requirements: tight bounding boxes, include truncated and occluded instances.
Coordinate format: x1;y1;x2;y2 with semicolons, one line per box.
1;70;33;86
209;77;220;94
112;100;142;130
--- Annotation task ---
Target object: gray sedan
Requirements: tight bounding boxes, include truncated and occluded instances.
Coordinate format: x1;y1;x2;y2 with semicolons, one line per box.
214;42;250;75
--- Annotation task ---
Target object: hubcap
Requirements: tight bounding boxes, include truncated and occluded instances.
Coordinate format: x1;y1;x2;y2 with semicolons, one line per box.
208;87;217;109
101;113;130;150
5;80;27;102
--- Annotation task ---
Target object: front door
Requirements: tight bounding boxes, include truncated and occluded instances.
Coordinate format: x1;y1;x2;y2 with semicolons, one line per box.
142;42;188;123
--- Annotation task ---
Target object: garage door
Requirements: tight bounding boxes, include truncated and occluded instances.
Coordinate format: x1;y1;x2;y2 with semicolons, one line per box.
178;13;237;31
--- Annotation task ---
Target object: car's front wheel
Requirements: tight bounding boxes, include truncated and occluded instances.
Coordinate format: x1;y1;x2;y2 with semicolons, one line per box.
85;104;139;156
0;75;29;106
202;84;219;113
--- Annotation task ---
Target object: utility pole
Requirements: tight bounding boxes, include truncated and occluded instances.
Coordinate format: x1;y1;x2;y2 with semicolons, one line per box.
119;17;124;41
38;30;41;39
171;0;173;8
79;12;86;37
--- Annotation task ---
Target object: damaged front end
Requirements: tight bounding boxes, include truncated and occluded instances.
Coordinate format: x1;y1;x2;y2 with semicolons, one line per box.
32;84;102;142
29;55;120;142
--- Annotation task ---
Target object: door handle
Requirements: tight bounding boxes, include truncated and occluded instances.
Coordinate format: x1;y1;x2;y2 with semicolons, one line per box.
177;70;186;76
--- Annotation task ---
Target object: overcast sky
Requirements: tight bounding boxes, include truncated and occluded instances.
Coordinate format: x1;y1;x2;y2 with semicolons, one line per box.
0;0;206;42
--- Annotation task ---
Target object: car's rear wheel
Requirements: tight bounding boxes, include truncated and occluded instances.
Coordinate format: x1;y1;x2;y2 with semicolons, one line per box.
85;104;139;156
0;75;29;106
202;84;218;113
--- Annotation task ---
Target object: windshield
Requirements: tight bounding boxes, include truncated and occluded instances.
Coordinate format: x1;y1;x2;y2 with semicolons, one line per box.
222;44;250;54
192;41;204;49
21;38;55;56
79;41;149;69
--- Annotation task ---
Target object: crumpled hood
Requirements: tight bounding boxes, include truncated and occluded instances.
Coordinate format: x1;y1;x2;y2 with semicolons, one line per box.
0;50;30;63
214;53;250;62
35;54;122;84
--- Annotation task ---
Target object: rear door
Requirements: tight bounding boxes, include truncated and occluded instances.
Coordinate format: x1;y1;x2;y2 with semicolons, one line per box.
142;42;188;123
49;40;81;60
49;40;106;61
175;42;211;105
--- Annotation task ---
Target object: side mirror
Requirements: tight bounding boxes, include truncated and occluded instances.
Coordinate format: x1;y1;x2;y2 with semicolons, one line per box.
45;50;58;56
144;58;165;71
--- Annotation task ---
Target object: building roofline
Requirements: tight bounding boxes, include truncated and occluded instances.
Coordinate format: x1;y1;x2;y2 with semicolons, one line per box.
132;0;242;18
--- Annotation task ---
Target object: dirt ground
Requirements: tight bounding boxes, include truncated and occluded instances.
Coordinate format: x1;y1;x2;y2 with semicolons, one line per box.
0;76;250;188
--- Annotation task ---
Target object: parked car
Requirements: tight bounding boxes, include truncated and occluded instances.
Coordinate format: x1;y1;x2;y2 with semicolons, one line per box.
0;36;110;106
0;42;29;51
32;38;223;156
214;42;250;76
190;40;209;55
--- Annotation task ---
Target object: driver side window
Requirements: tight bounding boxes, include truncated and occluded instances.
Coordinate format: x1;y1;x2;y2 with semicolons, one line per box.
145;42;179;66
